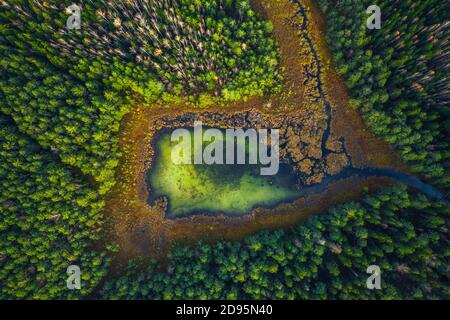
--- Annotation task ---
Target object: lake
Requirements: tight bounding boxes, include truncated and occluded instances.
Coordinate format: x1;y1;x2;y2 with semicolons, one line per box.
146;129;300;218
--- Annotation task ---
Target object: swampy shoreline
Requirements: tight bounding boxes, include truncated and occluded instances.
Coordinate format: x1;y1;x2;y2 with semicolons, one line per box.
146;125;443;219
102;0;440;265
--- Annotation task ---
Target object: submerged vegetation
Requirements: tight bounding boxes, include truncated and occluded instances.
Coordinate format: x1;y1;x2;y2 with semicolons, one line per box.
101;0;449;300
102;185;449;299
0;0;280;194
0;0;449;300
0;0;280;299
147;130;299;217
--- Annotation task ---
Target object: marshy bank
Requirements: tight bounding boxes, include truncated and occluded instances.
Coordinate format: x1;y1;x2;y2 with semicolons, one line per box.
146;126;444;218
102;0;441;264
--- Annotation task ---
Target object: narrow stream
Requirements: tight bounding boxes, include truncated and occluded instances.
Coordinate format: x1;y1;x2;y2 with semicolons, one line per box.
146;0;445;218
295;167;445;200
146;129;444;219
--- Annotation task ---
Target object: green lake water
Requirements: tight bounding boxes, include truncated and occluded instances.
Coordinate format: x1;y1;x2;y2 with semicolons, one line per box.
146;129;301;218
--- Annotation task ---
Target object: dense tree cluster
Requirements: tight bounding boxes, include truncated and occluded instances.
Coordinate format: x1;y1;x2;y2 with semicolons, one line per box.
0;0;280;192
55;0;281;100
1;0;449;300
0;116;110;299
317;0;450;186
101;185;449;299
100;0;449;300
0;0;280;299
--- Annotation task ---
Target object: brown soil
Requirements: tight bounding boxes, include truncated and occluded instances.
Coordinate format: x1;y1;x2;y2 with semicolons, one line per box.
102;0;407;268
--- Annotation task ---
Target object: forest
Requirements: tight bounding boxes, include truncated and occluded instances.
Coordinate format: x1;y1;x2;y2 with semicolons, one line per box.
101;185;449;299
0;0;449;300
0;0;280;299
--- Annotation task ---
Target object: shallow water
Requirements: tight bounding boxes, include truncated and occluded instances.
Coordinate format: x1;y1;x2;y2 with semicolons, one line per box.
146;130;300;217
147;128;445;219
